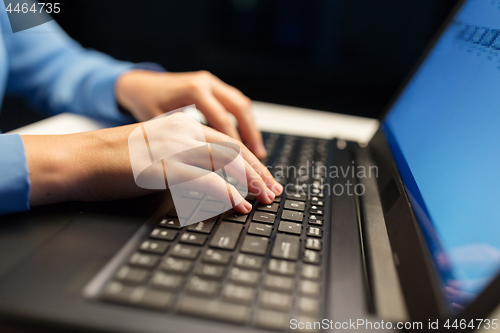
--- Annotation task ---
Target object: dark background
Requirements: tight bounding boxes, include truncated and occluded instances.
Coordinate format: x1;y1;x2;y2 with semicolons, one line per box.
0;0;459;132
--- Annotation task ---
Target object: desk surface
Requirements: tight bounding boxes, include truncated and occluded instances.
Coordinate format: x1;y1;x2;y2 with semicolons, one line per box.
9;101;379;143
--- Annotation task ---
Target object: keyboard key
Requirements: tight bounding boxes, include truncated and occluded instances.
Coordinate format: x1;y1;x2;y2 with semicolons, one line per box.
299;280;320;297
247;223;273;237
254;310;289;331
177;296;250;324
301;265;321;280
139;240;169;255
180;232;207;246
295;175;310;183
305;238;322;251
256;202;279;213
210;222;243;250
194;264;225;280
159;217;181;229
292;184;307;192
151;272;184;290
101;281;134;304
115;266;149;284
183;190;205;200
207;195;225;202
161;257;193;274
228;267;260;286
199;201;225;214
187;217;217;234
307;227;323;238
303;249;321;264
311;180;324;189
102;282;174;311
309;206;324;215
297;297;320;315
311;191;324;198
263;274;295;292
308;215;323;226
172;198;200;220
311;197;324;206
281;210;304;222
259;291;292;311
139;289;175;310
223;210;248;223
310;186;323;194
245;193;256;202
186;276;220;297
268;259;297;276
272;234;300;261
170;244;200;260
278;221;302;235
149;228;177;241
240;236;268;256
252;211;276;224
284;200;305;211
235;254;264;270
128;253;160;269
203;249;232;265
273;195;282;203
287;192;307;201
222;284;255;304
225;175;239;186
312;174;325;180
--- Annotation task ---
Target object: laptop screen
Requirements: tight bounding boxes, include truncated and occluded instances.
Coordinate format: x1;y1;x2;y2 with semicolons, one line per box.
383;0;500;312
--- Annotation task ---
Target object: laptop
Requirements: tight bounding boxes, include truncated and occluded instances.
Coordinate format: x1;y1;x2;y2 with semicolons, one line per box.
1;0;500;331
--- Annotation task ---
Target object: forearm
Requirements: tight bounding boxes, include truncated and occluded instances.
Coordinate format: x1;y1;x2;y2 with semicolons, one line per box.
21;126;150;207
21;135;78;206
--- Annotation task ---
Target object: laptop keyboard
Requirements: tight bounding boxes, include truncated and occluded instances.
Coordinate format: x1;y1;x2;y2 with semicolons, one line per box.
96;133;331;332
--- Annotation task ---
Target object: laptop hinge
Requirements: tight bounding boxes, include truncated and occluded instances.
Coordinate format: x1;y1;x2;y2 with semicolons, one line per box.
355;145;409;322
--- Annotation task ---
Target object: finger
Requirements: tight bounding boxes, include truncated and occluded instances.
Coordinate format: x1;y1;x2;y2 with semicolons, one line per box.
202;126;283;196
212;83;267;159
180;142;274;204
211;142;273;203
170;162;252;214
195;92;242;142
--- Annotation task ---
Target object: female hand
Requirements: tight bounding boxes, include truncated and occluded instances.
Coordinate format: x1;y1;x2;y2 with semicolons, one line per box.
115;70;268;159
21;112;282;214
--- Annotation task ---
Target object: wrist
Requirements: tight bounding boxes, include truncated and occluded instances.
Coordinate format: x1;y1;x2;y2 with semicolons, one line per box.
115;70;146;115
67;126;142;202
21;135;79;206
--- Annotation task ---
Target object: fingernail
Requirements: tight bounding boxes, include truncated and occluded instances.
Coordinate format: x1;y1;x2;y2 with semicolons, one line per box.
244;201;253;212
267;188;275;202
273;182;283;195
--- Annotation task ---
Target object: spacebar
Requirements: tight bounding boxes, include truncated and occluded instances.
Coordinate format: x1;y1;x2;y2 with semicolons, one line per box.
177;296;250;324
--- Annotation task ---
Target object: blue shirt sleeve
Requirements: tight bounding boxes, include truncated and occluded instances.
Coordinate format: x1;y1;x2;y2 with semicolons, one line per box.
1;9;136;123
0;134;30;215
0;5;166;216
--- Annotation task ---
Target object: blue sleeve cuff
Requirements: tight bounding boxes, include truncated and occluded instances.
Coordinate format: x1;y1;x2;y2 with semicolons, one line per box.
0;134;30;215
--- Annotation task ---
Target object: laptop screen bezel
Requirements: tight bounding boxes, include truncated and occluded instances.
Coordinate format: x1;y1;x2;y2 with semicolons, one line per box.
366;0;500;323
